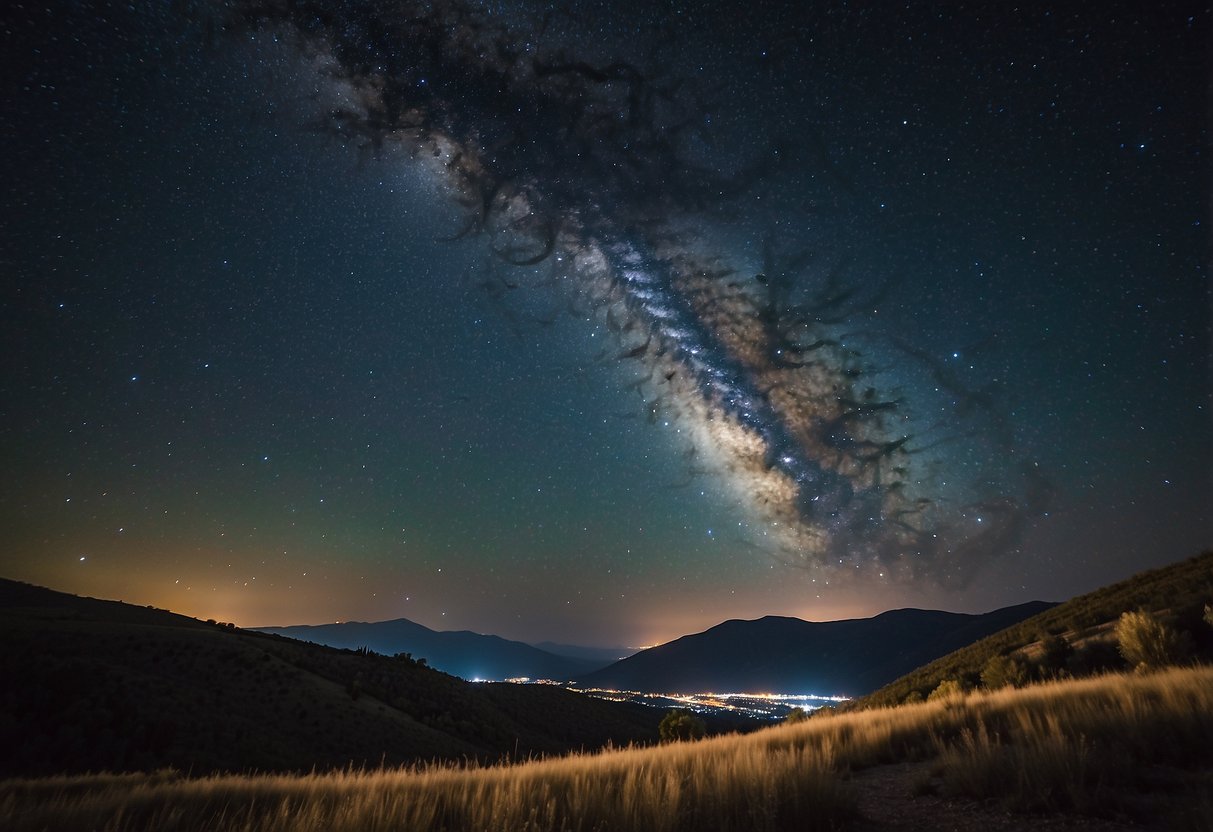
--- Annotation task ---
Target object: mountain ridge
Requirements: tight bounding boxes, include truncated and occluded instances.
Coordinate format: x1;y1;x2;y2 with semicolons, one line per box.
251;603;1054;691
252;617;607;680
576;601;1056;696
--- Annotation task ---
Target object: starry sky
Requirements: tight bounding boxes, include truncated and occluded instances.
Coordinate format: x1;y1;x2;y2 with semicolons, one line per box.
2;0;1209;648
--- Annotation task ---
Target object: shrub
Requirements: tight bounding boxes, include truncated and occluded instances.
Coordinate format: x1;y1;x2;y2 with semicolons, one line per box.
1037;634;1073;678
1115;610;1191;672
928;679;964;701
981;655;1028;689
658;708;706;742
784;707;808;724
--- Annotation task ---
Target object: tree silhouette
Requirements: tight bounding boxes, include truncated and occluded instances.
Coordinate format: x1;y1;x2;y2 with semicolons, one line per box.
658;708;706;742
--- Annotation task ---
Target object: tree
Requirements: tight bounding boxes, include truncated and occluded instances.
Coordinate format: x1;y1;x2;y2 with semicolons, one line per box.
658;708;706;742
784;707;808;725
981;654;1028;689
1115;610;1190;672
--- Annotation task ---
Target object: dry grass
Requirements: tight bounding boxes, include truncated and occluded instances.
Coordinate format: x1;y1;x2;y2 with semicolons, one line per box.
0;737;854;832
4;665;1211;831
927;666;1213;823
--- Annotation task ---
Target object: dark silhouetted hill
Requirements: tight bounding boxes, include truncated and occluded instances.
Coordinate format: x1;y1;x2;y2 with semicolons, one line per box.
577;602;1055;696
0;579;671;778
252;619;610;680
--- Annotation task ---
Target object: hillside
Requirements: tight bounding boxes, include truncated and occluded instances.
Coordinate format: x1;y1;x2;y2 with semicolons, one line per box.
577;601;1054;696
253;618;605;681
856;549;1213;708
6;666;1211;831
0;579;672;777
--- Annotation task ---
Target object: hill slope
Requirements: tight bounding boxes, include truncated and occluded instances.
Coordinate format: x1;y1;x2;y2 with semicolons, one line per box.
0;579;665;777
578;601;1054;696
253;618;604;681
10;664;1210;831
856;549;1213;708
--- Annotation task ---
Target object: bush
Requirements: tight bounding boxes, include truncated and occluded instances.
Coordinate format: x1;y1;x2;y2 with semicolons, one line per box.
1115;610;1191;672
658;708;706;742
928;679;965;701
981;655;1028;689
784;707;808;724
1037;634;1073;678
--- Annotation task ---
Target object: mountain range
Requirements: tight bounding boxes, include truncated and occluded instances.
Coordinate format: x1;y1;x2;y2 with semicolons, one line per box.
257;602;1054;696
252;619;624;681
576;602;1057;696
6;550;1208;778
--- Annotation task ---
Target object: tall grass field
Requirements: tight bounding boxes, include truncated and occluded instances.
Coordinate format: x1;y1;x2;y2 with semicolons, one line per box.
4;665;1210;831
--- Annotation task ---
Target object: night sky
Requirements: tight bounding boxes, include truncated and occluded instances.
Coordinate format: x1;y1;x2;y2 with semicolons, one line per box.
2;0;1209;648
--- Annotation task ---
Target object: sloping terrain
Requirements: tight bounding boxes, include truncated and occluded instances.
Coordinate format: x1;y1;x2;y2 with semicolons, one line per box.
6;665;1210;831
0;579;665;777
855;549;1213;708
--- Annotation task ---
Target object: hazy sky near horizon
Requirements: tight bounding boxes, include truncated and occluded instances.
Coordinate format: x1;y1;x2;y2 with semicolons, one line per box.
2;0;1209;647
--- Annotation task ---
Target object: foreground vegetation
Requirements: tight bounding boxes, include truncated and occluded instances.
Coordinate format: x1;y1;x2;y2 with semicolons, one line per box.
5;665;1210;831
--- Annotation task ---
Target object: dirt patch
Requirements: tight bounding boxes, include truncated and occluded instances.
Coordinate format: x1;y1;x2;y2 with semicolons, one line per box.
847;762;1146;832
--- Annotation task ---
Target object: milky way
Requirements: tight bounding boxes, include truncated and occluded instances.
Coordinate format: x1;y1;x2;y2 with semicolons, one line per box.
224;0;1050;585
